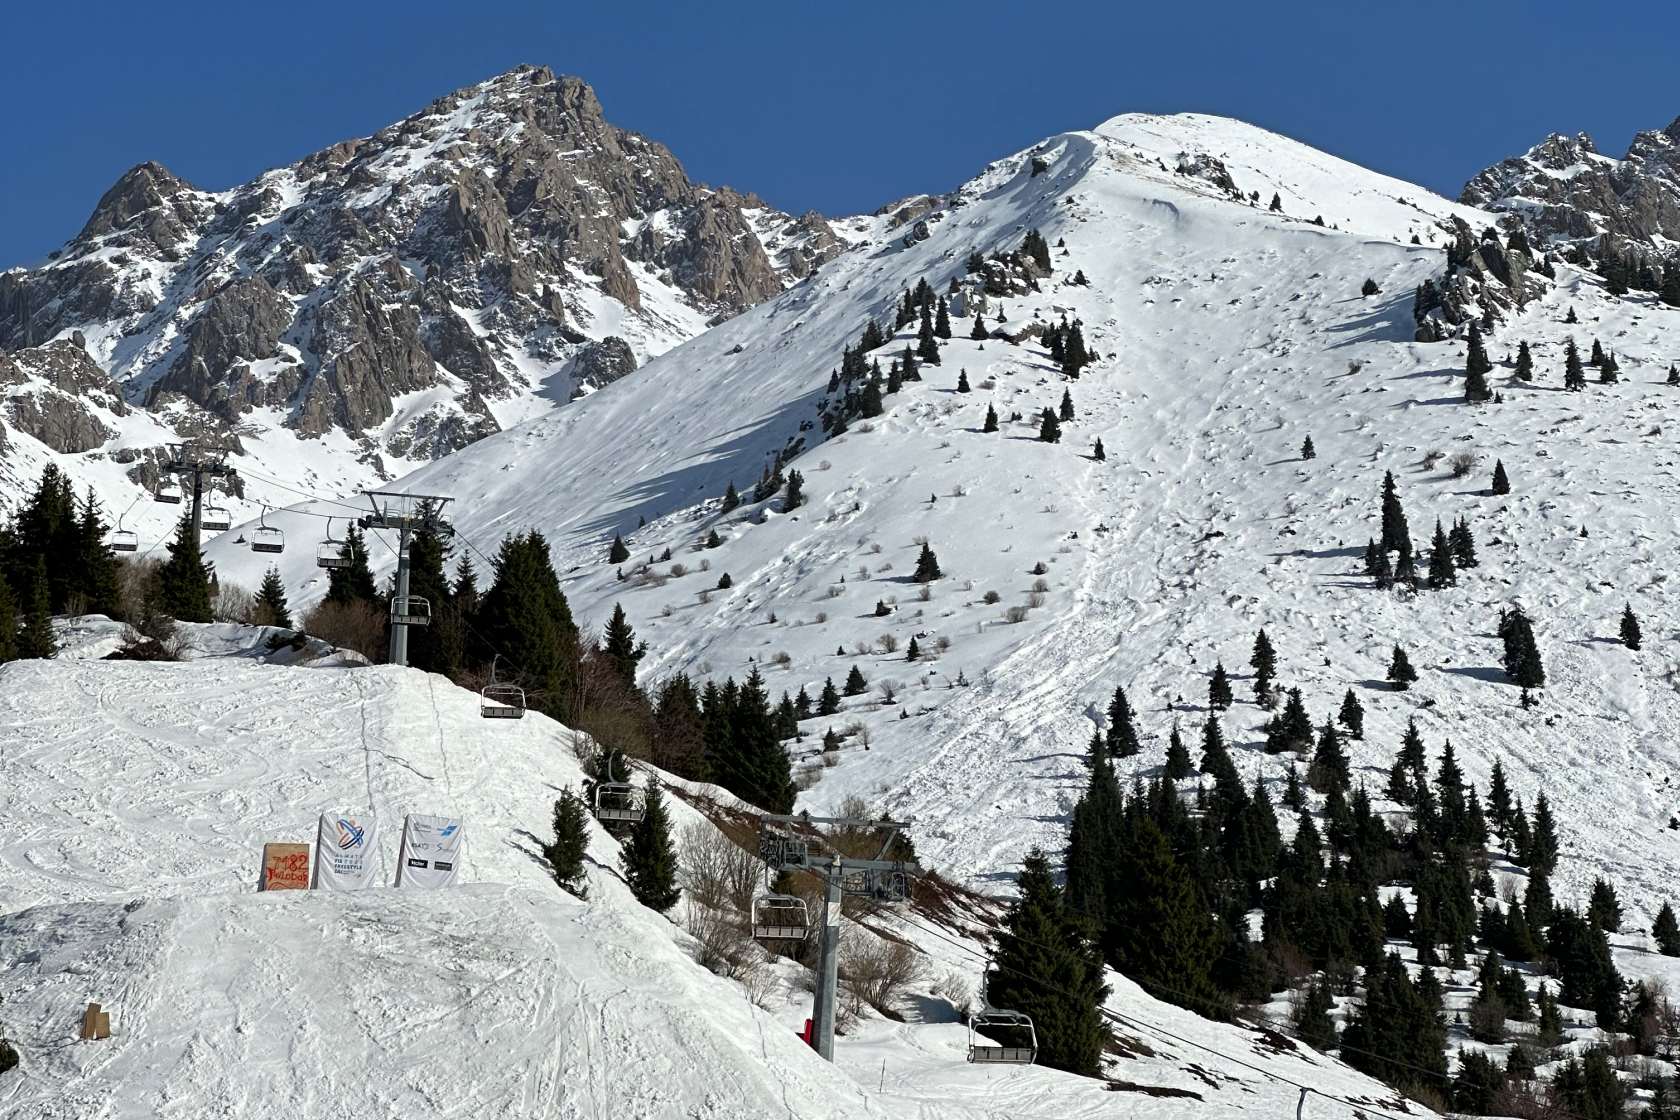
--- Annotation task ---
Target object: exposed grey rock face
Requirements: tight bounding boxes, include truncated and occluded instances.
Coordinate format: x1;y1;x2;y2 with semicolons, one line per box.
4;341;126;453
0;66;840;462
570;336;637;391
1462;118;1680;247
1412;217;1548;341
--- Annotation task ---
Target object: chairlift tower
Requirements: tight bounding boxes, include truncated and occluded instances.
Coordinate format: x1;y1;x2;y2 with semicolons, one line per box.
359;492;455;668
757;812;916;1062
163;444;237;544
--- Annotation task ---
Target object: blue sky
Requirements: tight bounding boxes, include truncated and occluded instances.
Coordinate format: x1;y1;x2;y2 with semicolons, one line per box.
5;0;1678;269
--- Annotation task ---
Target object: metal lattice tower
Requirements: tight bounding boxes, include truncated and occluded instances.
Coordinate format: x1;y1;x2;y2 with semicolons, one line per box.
163;444;237;544
359;492;455;667
757;813;916;1061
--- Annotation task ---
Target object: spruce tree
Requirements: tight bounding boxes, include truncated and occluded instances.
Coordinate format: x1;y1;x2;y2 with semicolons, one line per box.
1653;902;1680;955
608;533;630;563
17;557;54;659
543;789;591;897
1310;717;1351;794
971;312;988;340
913;543;941;582
1388;644;1418;690
1498;608;1544;697
1449;517;1478;569
1250;628;1276;704
1208;662;1233;710
860;379;884;417
819;677;842;715
886;362;902;395
1300;435;1315;460
1464;322;1493;403
935;297;952;339
1293;980;1337;1050
1105;817;1224;1017
982;403;999;432
1059;389;1074;422
1199;715;1240;791
1380;471;1411;555
326;525;378;605
154;514;212;623
1427;519;1456;589
905;637;920;662
1590;338;1606;366
1515;340;1534;381
1269;192;1283;212
0;569;16;664
1039;408;1062;443
1491;459;1511;495
602;603;645;689
1394;545;1418;590
722;480;740;512
956;369;971;393
844;665;868;696
621;784;681;912
1264;687;1313;754
1528;793;1559;876
255;567;292;629
1105;684;1141;758
478;531;580;721
1338;688;1364;739
1163;725;1194;780
987;849;1109;1076
1092;438;1105;461
1621;603;1642;650
1564;337;1586;391
1587;878;1623;933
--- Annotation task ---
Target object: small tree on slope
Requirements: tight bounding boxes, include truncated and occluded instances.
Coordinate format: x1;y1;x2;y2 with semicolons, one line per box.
621;784;680;912
1621;603;1642;651
543;789;590;898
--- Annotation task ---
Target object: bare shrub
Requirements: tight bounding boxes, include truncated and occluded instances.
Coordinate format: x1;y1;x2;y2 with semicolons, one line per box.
661;603;675;617
115;556;161;625
814;612;828;623
876;634;899;654
1031;578;1050;593
680;822;759;913
827;585;844;599
698;588;712;604
935;636;951;652
212;581;256;624
1003;605;1030;623
669;563;688;578
794;761;823;791
1026;591;1046;609
699;559;711;572
771;650;792;669
853;642;871;656
933;970;972;1017
303;599;387;660
870;543;883;554
841;936;927;1019
1422;448;1445;470
1449;449;1478;478
912;535;929;546
951;484;967;497
684;902;771;1002
877;679;899;704
982;590;1001;605
916;585;931;602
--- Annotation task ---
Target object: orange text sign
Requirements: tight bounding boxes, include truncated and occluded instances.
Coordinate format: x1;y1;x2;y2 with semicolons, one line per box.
262;843;311;891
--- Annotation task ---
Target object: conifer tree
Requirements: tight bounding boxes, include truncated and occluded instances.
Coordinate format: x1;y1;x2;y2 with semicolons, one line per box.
1163;725;1194;780
1059;388;1075;422
154;514;212;623
1449;518;1478;569
1092;438;1105;461
1394;545;1419;590
1269;192;1283;212
1599;350;1619;384
860;379;884;417
1250;628;1276;704
1498;608;1545;699
1340;952;1449;1096
1426;519;1456;589
905;637;920;662
793;687;813;721
1529;793;1559;876
0;569;16;664
1199;715;1240;791
1486;759;1514;841
901;344;920;380
1654;902;1680;956
886;362;902;395
819;677;842;715
1380;471;1411;555
913;543;941;582
722;480;740;512
17;557;54;659
1039;408;1062;443
956;369;971;393
1105;684;1141;758
935;297;952;339
602;603;645;689
987;849;1109;1075
542;788;591;897
621;784;680;911
1338;688;1364;739
478;531;580;721
1590;338;1606;366
1264;686;1313;754
1208;662;1233;710
971;312;988;340
1464;323;1493;403
1620;603;1642;650
1294;980;1338;1050
705;529;722;549
1388;644;1418;690
1371;543;1393;589
844;665;868;696
716;572;732;589
608;533;630;563
1515;340;1534;381
1587;878;1623;933
1300;435;1315;460
255;566;292;629
1491;459;1511;495
1104;818;1223;1016
1564;337;1586;391
1310;717;1351;794
982;403;998;432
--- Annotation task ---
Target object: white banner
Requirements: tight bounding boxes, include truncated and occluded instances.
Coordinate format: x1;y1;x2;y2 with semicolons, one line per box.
395;814;465;889
312;813;380;891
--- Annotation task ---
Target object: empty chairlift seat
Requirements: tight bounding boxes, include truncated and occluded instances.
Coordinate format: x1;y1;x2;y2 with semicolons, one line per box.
750;895;810;942
107;529;138;553
154;481;183;504
201;503;231;532
317;519;353;569
389;596;430;627
480;683;526;719
967;1004;1038;1065
592;782;645;824
251;507;284;554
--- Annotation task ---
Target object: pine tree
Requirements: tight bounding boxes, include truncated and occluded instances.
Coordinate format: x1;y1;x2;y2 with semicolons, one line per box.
1200;715;1240;791
706;529;723;549
1564;337;1586;391
1163;725;1194;780
1590;338;1606;366
255;567;292;629
716;572;732;589
905;637;920;663
1515;340;1534;381
1654;902;1680;955
844;665;868;696
901;344;920;380
1310;717;1351;794
1565;305;1579;324
1250;628;1276;703
1671;364;1680;386
1587;878;1623;933
608;533;630;563
543;789;590;897
620;784;680;911
987;849;1109;1075
1338;688;1364;739
1388;644;1418;690
1529;793;1559;876
1059;389;1074;422
819;677;842;715
1092;438;1105;461
983;403;998;432
722;480;740;512
956;369;971;393
478;531;580;721
1464;322;1493;402
1498;608;1545;697
1264;686;1314;754
1621;603;1642;650
1491;459;1511;495
1449;518;1478;569
1600;350;1620;384
1487;759;1514;840
1039;409;1062;443
0;569;17;664
17;557;55;659
935;297;952;339
1394;545;1418;590
971;312;988;340
1208;662;1233;710
1105;685;1141;758
1427;519;1456;589
860;378;884;417
913;543;941;583
602;603;645;689
886;361;902;395
1294;980;1338;1050
1300;435;1315;460
154;514;212;623
1269;192;1283;212
1380;471;1411;555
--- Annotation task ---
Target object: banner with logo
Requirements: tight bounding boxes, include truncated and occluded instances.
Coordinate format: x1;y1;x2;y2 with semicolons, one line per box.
312;813;380;891
395;814;465;889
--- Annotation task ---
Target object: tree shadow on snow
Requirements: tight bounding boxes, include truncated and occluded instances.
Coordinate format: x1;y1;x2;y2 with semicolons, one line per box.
1321;297;1418;346
1441;665;1508;684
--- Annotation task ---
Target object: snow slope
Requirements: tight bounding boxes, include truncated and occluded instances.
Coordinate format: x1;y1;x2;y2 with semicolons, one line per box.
0;649;1427;1120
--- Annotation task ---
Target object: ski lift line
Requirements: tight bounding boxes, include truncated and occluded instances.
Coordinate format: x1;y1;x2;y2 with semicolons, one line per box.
351;675;390;885
424;674;460;815
890;912;1419;1120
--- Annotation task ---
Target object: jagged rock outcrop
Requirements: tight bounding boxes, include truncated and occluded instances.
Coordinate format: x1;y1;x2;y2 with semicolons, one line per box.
0;66;842;463
4;340;126;453
570;336;637;392
1412;217;1550;341
1462;118;1680;248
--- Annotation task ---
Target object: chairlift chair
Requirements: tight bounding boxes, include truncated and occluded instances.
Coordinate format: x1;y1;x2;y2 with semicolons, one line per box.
750;895;811;942
316;518;353;569
480;683;526;719
201;501;231;532
592;782;646;824
251;507;284;554
154;480;183;504
966;983;1038;1065
389;596;431;627
107;529;138;552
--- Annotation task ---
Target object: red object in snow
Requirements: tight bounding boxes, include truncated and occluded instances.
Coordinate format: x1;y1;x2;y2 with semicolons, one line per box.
799;1018;814;1047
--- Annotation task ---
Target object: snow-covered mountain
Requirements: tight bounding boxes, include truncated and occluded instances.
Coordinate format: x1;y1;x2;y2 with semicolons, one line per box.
0;66;852;549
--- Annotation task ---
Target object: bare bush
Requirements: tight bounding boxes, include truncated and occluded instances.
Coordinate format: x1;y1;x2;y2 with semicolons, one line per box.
877;634;899;654
1422;448;1445;470
1031;578;1050;593
877;680;899;704
870;543;883;554
303;599;387;660
1449;449;1478;478
841;935;927;1019
982;590;1001;605
1026;591;1046;609
1003;605;1030;623
669;563;688;578
684;902;772;1003
661;603;675;617
680;822;760;913
935;636;951;652
698;588;712;604
916;584;931;602
211;582;256;624
814;612;828;623
771;650;792;668
699;559;711;571
794;761;824;791
827;585;844;599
